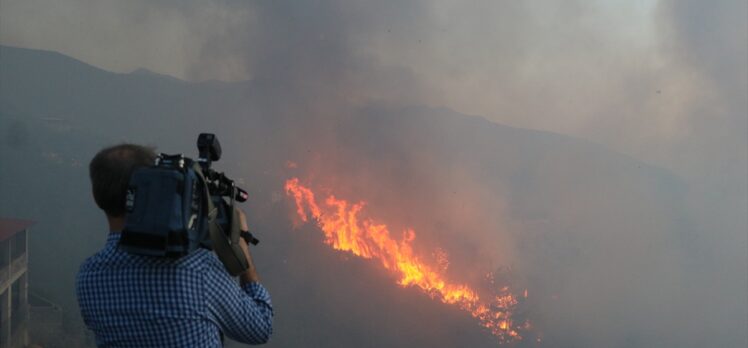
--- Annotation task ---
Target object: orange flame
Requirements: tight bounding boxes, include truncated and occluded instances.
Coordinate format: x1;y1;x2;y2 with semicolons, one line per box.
285;178;528;343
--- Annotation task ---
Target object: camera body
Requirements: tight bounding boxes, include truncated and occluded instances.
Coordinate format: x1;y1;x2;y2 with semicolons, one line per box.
120;134;255;274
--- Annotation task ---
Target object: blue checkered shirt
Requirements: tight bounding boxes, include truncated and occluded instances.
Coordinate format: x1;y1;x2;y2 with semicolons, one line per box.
76;232;273;347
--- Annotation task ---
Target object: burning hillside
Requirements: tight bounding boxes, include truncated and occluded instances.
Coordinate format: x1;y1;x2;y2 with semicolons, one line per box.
285;177;536;344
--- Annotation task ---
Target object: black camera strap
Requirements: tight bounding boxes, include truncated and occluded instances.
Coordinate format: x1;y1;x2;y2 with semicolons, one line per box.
192;163;250;276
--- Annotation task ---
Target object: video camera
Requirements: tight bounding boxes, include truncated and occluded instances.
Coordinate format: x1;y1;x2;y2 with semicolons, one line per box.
120;133;258;276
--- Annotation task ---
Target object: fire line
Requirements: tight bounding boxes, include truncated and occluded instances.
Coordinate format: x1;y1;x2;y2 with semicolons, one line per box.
285;178;530;343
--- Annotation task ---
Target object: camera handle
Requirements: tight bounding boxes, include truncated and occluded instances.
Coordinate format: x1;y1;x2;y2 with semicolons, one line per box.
193;163;251;276
241;230;260;246
227;184;259;246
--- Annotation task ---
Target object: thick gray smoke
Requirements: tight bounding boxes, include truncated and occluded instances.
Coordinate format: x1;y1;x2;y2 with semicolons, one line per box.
1;1;745;347
3;1;744;177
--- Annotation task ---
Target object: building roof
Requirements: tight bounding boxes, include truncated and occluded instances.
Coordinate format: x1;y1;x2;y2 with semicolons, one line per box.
0;218;34;241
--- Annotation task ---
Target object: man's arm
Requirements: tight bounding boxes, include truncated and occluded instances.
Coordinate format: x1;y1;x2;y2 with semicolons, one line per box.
205;209;273;344
205;266;273;344
236;210;260;285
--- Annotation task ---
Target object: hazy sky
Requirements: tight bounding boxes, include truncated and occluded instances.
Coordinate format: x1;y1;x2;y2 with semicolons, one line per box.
1;1;745;346
2;0;744;293
2;1;744;183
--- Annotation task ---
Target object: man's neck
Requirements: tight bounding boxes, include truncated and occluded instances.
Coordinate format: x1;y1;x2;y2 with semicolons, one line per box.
107;216;126;232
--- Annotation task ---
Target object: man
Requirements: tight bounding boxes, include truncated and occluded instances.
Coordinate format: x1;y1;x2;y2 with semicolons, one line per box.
76;144;273;347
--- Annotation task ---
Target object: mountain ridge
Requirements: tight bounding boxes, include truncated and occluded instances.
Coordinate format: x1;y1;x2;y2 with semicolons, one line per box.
0;44;702;347
0;44;678;180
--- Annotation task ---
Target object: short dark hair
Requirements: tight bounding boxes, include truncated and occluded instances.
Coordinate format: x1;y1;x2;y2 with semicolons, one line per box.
89;144;156;217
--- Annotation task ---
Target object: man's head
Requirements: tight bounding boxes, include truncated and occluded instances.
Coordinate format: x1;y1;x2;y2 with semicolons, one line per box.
89;144;156;218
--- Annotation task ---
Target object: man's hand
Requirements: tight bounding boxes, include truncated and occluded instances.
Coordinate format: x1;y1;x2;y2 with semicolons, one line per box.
236;208;260;284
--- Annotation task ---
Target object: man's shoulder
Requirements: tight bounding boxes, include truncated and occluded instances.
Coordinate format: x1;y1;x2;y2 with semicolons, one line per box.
77;244;224;276
181;247;226;272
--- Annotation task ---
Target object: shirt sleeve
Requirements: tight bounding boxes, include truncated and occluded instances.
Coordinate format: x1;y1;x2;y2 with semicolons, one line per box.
204;255;274;344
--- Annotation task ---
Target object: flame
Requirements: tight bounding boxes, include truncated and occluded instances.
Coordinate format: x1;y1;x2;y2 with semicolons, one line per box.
285;178;529;343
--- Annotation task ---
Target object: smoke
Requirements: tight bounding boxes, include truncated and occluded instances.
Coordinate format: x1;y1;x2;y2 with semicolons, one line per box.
3;0;743;177
1;0;745;347
0;0;251;80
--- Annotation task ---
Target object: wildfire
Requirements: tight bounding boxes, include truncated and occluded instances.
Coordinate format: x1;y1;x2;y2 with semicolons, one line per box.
285;178;530;343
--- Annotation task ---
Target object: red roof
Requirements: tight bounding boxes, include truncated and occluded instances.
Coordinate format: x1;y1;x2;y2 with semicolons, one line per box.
0;218;34;242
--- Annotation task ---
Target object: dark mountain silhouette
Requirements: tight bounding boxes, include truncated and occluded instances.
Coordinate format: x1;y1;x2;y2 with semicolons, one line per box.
0;45;703;347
